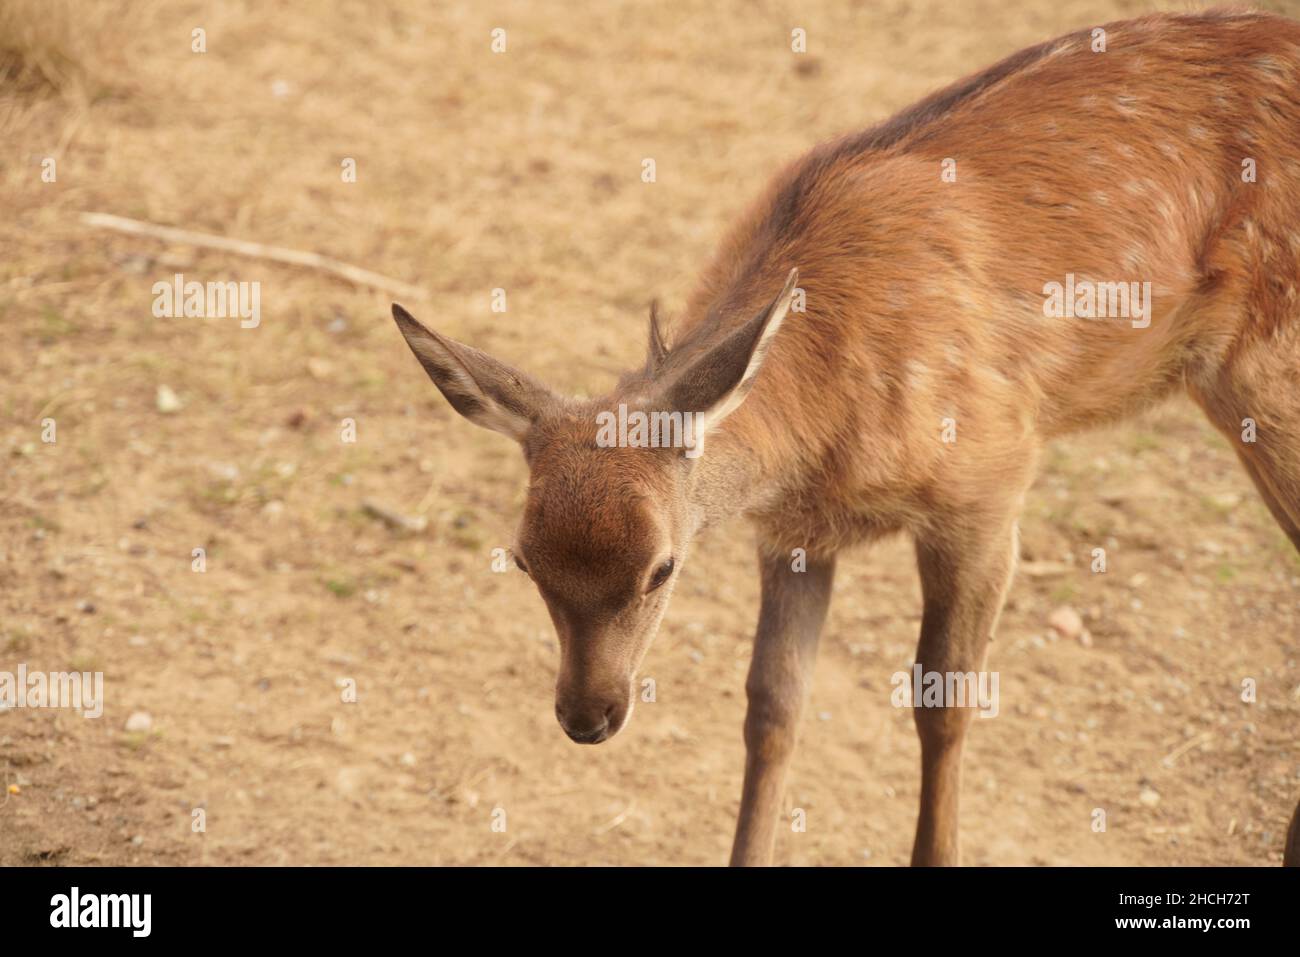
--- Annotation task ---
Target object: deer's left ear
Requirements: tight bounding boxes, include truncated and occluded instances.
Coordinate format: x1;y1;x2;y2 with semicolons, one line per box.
662;267;798;438
644;299;670;374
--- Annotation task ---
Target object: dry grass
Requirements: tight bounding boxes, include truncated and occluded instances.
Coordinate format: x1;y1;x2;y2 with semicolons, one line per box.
0;0;149;97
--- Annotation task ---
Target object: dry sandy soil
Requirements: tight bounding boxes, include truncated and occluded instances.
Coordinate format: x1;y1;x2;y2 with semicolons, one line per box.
2;0;1298;866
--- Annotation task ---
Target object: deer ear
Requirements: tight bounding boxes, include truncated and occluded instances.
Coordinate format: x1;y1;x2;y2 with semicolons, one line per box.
392;304;556;442
663;267;797;438
645;299;669;374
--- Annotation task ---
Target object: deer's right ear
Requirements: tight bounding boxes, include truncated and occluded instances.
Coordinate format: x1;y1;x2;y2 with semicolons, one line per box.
392;304;555;442
662;267;798;438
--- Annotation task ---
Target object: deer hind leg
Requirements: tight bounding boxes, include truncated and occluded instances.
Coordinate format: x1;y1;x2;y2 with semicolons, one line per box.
1189;335;1300;865
729;547;836;866
910;503;1024;866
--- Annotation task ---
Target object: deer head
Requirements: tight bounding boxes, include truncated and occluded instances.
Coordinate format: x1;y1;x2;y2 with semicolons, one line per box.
392;268;797;744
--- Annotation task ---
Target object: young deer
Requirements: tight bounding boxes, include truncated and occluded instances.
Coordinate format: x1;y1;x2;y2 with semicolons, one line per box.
394;10;1300;865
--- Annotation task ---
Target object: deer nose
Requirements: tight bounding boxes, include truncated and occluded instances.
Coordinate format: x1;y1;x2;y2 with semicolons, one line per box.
556;701;623;745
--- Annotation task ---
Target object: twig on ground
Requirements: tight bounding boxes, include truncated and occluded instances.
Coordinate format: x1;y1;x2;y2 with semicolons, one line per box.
80;211;429;300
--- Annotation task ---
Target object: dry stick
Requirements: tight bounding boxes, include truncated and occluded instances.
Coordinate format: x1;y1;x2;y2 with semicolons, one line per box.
361;499;429;534
1161;730;1213;768
80;211;429;301
594;802;636;835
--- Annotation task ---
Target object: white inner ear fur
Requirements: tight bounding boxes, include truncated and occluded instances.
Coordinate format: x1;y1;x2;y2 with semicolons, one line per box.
408;332;531;441
694;268;799;439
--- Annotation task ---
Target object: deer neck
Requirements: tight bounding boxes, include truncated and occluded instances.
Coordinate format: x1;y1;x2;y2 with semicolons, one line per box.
685;399;795;535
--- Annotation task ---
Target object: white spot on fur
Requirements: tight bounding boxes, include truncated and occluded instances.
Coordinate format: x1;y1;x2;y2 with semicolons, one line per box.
903;360;932;393
1114;94;1140;117
1253;54;1288;81
980;365;1012;387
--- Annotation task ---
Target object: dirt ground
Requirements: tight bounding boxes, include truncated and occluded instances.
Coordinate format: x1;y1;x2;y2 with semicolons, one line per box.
2;0;1299;866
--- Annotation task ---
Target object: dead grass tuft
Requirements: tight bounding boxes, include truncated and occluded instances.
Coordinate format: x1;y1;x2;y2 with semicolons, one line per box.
0;0;148;98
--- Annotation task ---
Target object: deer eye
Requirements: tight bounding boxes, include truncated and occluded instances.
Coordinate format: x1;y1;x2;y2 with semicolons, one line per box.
647;557;674;592
513;553;530;576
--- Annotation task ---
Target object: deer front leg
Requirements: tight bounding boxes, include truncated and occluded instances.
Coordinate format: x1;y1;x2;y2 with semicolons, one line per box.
729;548;836;866
1285;800;1300;866
910;512;1020;866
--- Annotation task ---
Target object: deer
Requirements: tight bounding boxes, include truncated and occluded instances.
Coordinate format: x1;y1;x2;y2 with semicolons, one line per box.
393;9;1300;865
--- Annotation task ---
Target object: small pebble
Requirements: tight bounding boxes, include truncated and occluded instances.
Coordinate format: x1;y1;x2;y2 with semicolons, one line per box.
156;385;183;414
1047;606;1083;641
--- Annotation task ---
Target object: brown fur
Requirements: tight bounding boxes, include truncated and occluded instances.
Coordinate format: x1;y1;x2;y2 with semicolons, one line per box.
395;10;1300;864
